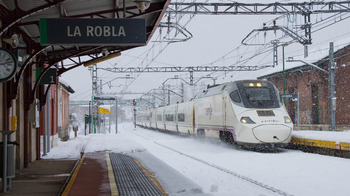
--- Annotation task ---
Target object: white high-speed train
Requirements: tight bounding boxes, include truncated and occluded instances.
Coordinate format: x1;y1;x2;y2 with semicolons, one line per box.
136;80;293;148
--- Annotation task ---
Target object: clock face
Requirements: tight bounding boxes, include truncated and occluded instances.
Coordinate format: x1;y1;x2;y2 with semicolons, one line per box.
0;48;17;83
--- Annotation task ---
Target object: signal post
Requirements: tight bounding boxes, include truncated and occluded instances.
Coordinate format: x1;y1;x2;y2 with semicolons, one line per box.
133;99;137;128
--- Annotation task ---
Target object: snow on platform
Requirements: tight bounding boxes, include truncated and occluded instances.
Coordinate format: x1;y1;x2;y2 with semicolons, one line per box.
292;130;350;150
292;130;350;143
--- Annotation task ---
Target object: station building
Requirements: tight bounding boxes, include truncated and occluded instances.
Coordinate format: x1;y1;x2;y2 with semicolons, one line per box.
259;43;350;131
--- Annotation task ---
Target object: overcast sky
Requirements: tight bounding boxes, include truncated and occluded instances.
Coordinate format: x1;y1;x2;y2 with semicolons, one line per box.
62;0;350;102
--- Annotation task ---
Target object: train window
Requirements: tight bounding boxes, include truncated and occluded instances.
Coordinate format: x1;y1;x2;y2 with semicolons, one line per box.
165;114;174;121
237;81;281;108
230;90;242;103
157;115;162;121
178;113;185;122
245;88;271;101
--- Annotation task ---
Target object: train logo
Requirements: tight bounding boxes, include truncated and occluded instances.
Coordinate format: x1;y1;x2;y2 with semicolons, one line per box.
205;105;213;120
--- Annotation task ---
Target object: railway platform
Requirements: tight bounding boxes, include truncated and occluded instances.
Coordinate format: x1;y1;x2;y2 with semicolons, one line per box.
62;151;166;196
0;152;168;196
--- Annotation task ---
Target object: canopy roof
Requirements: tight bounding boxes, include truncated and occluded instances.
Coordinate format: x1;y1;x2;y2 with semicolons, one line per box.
0;0;170;74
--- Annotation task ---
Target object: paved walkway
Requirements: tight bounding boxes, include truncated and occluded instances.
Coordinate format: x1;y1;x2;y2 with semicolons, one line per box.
0;159;77;196
0;151;198;196
62;152;166;196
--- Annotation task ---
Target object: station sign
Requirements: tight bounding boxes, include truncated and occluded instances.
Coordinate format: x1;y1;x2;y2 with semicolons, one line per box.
36;68;57;84
281;93;298;99
94;96;116;100
40;18;146;45
99;107;111;114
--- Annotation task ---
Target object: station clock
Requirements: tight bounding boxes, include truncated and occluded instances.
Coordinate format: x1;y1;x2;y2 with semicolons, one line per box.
0;48;17;83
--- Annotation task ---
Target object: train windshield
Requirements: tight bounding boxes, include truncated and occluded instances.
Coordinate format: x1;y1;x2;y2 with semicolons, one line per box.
234;81;282;108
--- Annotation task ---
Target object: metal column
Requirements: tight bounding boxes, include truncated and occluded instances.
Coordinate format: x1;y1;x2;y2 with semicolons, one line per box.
115;97;118;133
328;42;337;131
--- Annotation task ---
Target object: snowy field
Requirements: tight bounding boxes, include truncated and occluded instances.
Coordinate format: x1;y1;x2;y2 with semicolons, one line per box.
44;123;350;196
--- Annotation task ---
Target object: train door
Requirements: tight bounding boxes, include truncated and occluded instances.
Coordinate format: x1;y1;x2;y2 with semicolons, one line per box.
175;103;179;132
192;101;195;135
222;94;227;131
154;109;157;129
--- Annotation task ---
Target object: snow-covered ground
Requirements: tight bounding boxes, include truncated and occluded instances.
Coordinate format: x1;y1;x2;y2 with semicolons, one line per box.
44;123;350;196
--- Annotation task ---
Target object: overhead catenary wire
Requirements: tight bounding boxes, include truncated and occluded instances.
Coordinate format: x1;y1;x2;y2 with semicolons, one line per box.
90;1;350;102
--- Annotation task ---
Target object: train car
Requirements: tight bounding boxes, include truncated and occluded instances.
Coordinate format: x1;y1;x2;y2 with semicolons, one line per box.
155;107;165;130
136;110;146;127
176;101;194;135
194;88;225;138
145;109;152;128
194;80;293;147
135;110;143;126
163;104;177;132
150;108;157;129
136;80;293;148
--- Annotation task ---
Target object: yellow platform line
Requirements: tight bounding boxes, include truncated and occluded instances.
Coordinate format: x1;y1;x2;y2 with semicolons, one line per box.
292;137;350;151
106;152;119;196
340;142;350;151
61;153;86;196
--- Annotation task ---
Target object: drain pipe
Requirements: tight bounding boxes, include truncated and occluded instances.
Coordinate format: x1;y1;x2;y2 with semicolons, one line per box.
23;107;29;168
47;95;51;153
43;102;47;156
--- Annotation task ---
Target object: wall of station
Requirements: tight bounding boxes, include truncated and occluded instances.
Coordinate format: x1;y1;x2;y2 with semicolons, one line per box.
265;44;350;130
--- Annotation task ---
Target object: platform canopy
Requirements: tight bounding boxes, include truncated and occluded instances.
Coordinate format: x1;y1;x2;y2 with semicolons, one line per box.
0;0;170;73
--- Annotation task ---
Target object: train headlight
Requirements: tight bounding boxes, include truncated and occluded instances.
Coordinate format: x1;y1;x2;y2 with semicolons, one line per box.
240;117;256;124
284;116;292;123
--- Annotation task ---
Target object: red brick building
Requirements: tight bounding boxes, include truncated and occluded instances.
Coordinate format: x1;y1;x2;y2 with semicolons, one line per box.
259;44;350;130
58;79;75;141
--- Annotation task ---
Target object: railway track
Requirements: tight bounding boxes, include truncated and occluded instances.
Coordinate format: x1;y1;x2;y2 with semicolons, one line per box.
154;142;293;196
126;126;294;196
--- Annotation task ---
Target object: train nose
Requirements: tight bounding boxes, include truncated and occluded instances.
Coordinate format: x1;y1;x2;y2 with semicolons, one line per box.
252;125;292;143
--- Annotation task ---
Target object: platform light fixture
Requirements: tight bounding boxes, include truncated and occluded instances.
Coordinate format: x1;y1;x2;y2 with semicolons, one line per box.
84;52;121;67
134;0;151;11
286;57;328;74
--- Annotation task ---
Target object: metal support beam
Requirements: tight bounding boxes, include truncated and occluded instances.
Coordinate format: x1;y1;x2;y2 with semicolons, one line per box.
167;2;350;15
91;64;98;133
92;64;98;95
303;13;312;46
100;65;272;88
189;71;194;85
99;65;272;73
181;83;184;103
272;40;279;67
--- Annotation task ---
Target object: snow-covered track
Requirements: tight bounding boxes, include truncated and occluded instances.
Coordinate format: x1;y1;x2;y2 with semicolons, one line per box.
127;127;293;196
154;141;293;196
